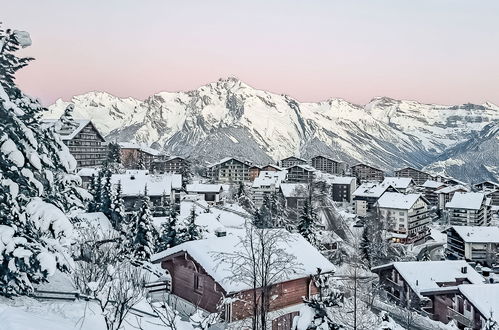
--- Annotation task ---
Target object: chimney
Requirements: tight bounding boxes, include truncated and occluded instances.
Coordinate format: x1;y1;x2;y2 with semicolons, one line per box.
461;266;467;274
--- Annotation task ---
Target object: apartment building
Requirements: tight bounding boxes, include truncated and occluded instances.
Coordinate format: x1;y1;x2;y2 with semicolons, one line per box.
446;192;492;226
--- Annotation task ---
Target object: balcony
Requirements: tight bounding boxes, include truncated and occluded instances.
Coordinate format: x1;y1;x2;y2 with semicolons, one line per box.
447;307;473;328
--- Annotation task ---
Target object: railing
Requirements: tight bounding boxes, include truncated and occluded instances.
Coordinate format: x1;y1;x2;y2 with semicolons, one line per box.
447;307;474;328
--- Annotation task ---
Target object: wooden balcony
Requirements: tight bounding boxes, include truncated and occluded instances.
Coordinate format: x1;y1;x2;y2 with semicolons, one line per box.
447;307;473;328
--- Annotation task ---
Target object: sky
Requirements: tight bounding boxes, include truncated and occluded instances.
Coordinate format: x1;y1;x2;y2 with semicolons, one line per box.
2;0;499;106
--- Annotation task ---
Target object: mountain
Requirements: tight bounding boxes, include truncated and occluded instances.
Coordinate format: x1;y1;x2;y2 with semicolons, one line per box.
44;77;499;182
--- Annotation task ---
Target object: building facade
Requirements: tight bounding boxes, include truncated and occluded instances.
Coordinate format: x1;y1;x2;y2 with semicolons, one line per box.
279;156;307;169
350;163;384;182
445;226;499;266
285;164;315;183
311;156;344;175
207;157;251;182
446;192;492;226
394;167;433;186
151;156;188;174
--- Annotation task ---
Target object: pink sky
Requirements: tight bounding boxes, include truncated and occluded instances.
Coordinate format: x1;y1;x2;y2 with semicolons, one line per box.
3;0;499;106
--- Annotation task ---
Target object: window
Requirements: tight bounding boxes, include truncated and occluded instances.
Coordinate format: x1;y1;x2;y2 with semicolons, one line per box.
194;274;202;292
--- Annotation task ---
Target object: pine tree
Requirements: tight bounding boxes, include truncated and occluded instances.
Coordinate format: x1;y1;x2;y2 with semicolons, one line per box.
180;158;192;189
180;205;202;242
87;173;98;212
103;142;123;174
131;193;155;262
298;200;320;247
109;181;126;230
157;207;181;251
360;227;372;268
99;169;113;218
88;170;104;212
0;26;82;296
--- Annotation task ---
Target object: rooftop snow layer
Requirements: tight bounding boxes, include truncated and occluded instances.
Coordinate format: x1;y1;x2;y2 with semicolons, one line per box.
435;184;469;194
446;192;486;210
451;226;499;243
376;192;423;210
111;172;181;196
186;183;223;193
422;180;446;189
458;284;499;322
382;177;414;189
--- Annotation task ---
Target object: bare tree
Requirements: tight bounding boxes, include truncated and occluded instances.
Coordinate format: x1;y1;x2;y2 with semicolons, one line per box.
71;222;149;330
215;226;301;330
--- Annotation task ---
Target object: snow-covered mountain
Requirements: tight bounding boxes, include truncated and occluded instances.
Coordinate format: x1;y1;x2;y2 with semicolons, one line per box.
44;77;499;182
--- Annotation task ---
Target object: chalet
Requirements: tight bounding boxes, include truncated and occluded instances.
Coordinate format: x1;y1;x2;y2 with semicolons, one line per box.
279;156;307;169
150;156;188;174
394;167;433;186
285;164;315;183
42;119;107;168
248;165;261;181
381;177;415;194
376;192;430;244
445;226;499;267
372;261;484;314
75;167;99;189
350;163;384;182
352;182;397;216
280;183;309;221
151;230;336;329
421;284;499;330
186;183;224;205
446;192;492;226
311;156;345;175
473;181;499;192
119;142;162;170
485;190;499;207
422;180;447;206
110;171;182;214
207;157;251;182
251;170;287;208
435;185;469;210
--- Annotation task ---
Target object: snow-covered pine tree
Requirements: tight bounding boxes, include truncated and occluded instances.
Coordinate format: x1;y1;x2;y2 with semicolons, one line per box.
180;205;202;242
131;192;156;263
103;142;123;174
99;169;113;218
180;158;192;189
302;270;343;330
298;200;320;247
109;180;126;230
156;207;181;251
87;171;102;212
0;26;81;296
360;227;372;268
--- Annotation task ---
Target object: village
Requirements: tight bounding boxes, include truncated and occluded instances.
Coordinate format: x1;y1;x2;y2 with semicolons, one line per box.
29;116;499;330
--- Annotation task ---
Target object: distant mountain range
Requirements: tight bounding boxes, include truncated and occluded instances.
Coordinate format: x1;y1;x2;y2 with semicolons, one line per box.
44;77;499;183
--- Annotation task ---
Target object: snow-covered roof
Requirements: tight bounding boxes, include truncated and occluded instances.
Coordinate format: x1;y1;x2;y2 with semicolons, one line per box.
446;192;487;210
352;182;394;198
281;156;306;162
376;192;425;210
42;119;103;141
435;184;469;194
252;170;287;188
328;176;356;185
382;177;414;189
422;180;446;189
73;212;114;236
186;183;223;193
351;163;382;171
280;183;309;198
118;142;161;156
111;172;182;196
458;284;499;322
263;164;284;171
287;164;316;172
372;260;484;297
208;157;250;168
450;226;499;244
311;155;341;163
152;229;336;293
76;167;99;177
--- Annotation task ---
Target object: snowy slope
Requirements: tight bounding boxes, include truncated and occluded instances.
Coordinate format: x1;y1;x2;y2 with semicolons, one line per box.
44;78;499;179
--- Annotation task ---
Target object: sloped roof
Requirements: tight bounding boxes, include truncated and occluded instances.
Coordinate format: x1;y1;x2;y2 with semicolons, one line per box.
118;142;161;156
372;260;484;297
422;180;447;189
186;183;223;193
352;182;394;198
152;229;336;293
458;284;499;322
376;192;425;210
287;164;316;172
382;177;415;189
446;192;486;210
450;226;499;243
435;184;469;194
252;170;287;188
111;172;181;196
42;119;105;141
280;156;306;162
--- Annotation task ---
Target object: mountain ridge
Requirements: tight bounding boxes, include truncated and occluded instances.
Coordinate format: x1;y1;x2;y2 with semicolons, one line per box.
44;77;499;182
